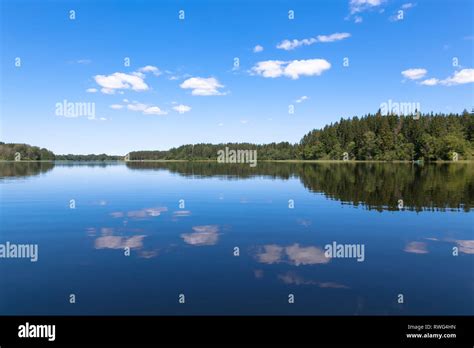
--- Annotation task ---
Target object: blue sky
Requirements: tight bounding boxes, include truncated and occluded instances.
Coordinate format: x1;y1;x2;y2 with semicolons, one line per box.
1;0;473;155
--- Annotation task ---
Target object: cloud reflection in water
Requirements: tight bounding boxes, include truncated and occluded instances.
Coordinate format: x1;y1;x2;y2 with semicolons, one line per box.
256;243;330;265
181;225;220;246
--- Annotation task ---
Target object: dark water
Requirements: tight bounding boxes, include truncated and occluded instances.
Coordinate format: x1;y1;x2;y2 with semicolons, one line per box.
0;162;473;315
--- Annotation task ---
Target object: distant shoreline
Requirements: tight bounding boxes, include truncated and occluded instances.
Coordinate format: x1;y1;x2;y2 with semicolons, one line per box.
1;160;472;164
2;113;472;162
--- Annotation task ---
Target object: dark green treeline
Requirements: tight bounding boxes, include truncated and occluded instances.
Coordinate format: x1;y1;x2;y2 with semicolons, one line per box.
1;112;472;161
130;112;473;161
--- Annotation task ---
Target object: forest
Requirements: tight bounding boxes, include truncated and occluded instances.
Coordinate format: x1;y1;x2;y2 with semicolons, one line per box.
127;111;474;161
1;111;472;161
0;142;55;161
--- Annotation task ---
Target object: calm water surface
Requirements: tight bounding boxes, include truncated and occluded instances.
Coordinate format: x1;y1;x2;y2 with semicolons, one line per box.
0;162;473;315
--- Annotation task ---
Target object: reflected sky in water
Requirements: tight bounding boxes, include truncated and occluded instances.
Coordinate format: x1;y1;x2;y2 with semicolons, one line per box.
0;162;472;315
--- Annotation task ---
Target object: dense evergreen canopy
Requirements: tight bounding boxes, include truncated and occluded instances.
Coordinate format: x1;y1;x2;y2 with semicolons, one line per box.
1;112;472;161
130;111;474;161
299;111;473;161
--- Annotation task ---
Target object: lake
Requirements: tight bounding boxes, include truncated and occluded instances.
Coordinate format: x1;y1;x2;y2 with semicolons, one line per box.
0;162;472;315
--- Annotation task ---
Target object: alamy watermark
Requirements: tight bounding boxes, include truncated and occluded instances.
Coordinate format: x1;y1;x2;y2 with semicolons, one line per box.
55;99;96;119
380;99;421;119
324;241;365;262
18;322;55;341
0;241;38;262
217;147;257;167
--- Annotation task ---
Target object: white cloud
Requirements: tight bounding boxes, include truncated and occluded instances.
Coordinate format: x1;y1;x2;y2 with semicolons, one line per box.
252;59;331;79
420;78;439;86
277;39;314;51
101;88;116;95
139;65;158;72
138;65;161;76
277;32;350;50
118;101;168;115
419;69;474;86
172;104;192;114
401;68;427;80
77;59;91;64
354;16;363;23
284;59;331;79
143;106;167;115
110;104;124;109
253;45;264;53
94;72;149;94
86;88;97;93
441;69;474;85
349;0;384;15
251;60;286;78
317;32;351;43
295;96;309;103
218;122;224;126
127;102;148;111
168;72;192;81
401;3;414;9
240;119;248;124
180;77;225;96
